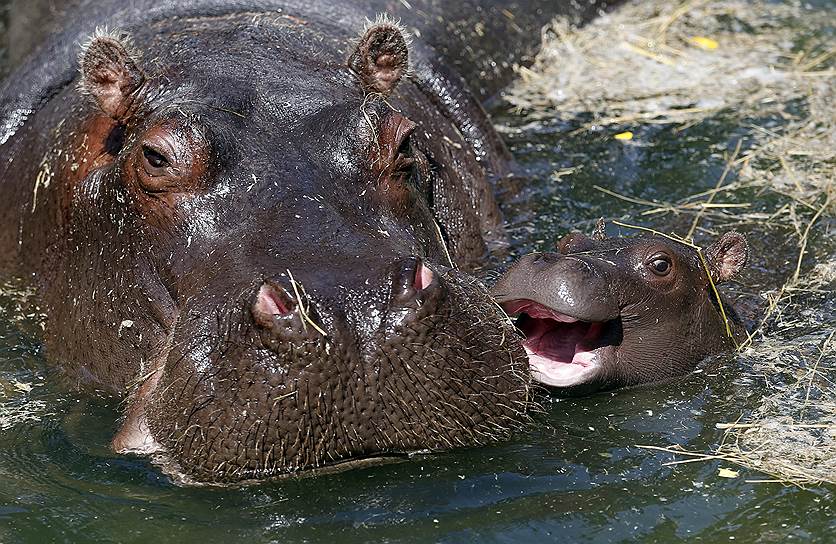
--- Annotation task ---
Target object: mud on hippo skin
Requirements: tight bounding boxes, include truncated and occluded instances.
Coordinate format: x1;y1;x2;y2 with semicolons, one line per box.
491;227;749;394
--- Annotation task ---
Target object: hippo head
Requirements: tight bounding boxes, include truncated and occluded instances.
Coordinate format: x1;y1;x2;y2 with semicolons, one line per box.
491;229;748;394
40;19;529;483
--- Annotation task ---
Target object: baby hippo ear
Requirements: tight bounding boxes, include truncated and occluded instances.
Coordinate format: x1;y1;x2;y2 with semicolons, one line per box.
704;231;749;283
348;17;410;95
79;30;145;118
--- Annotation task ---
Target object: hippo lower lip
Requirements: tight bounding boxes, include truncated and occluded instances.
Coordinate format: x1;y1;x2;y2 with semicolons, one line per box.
503;300;607;388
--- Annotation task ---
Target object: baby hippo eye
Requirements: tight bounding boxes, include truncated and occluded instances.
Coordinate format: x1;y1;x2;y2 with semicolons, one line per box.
142;145;171;173
648;255;672;276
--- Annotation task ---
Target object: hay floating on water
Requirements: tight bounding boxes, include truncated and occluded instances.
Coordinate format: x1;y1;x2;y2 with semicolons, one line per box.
641;331;836;487
723;330;836;486
0;391;49;431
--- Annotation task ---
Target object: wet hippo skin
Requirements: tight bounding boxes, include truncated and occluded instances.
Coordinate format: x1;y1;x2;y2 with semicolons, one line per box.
491;228;749;395
0;1;618;483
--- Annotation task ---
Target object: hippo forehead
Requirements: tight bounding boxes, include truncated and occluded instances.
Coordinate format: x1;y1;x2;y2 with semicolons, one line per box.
134;96;380;245
139;16;364;124
570;235;702;271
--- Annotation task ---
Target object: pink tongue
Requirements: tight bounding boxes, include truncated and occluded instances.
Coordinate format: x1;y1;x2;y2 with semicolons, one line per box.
522;318;590;363
504;301;603;387
527;349;596;386
524;320;601;387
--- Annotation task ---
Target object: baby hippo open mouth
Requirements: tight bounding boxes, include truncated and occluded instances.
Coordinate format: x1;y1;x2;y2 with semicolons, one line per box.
501;299;615;388
492;228;750;393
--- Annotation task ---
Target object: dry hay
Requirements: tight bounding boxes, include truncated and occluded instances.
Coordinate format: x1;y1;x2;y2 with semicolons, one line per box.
505;0;833;126
505;0;835;486
503;0;835;212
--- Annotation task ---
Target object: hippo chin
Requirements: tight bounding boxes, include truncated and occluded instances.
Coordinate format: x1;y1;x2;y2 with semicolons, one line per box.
491;228;749;394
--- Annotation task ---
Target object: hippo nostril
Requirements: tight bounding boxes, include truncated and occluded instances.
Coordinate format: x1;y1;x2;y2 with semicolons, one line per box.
393;256;434;303
414;262;434;291
251;281;296;329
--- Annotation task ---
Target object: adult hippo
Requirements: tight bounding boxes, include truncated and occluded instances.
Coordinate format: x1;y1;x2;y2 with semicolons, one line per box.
0;1;616;483
492;228;749;395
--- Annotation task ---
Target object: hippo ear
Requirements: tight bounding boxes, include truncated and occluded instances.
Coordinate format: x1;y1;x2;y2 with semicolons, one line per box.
348;16;410;95
704;231;749;283
79;30;145;119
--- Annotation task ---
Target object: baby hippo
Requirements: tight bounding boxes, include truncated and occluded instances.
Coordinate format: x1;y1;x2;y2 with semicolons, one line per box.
491;229;749;394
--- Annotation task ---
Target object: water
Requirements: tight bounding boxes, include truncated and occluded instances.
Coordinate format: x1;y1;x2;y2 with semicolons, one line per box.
1;1;834;542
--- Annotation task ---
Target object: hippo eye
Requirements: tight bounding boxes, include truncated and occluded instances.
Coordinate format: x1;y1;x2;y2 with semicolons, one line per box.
648;255;672;276
132;125;205;195
141;145;171;174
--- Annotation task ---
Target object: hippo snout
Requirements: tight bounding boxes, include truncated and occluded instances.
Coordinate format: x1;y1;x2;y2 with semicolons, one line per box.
134;257;527;482
492;253;620;323
391;256;436;304
250;256;441;344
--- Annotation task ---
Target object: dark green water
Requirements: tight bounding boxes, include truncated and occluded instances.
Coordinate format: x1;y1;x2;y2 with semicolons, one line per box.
1;1;834;543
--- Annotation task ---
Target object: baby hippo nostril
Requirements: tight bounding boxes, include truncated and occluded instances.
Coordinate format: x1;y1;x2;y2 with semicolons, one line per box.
251;281;296;329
